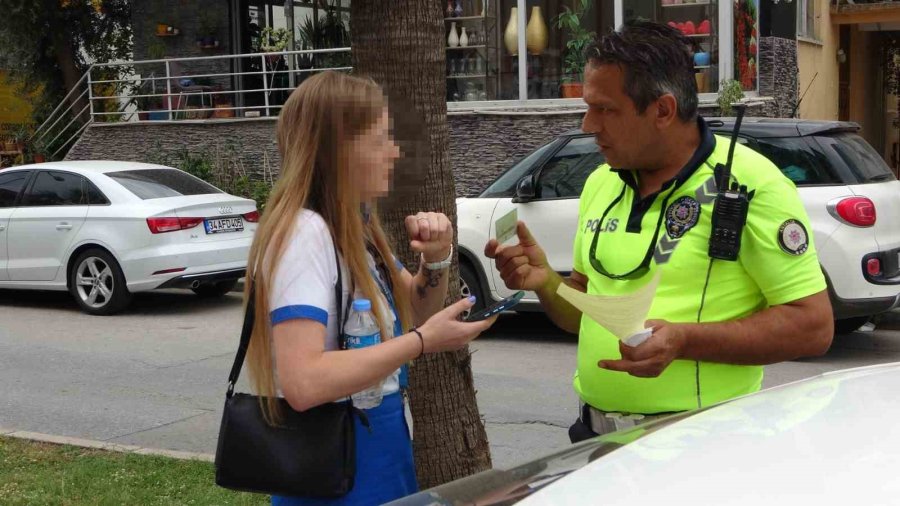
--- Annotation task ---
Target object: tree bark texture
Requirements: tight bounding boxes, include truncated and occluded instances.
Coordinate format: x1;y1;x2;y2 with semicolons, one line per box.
351;1;493;489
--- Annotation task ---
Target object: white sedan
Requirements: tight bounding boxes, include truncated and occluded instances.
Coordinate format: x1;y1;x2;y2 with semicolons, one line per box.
0;161;257;315
389;362;900;505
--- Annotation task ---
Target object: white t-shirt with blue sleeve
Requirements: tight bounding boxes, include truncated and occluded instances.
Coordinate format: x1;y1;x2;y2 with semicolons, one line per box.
268;209;401;397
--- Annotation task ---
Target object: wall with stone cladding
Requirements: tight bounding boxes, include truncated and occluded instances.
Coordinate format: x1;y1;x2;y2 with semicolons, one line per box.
132;2;233;95
66;120;279;175
449;111;584;196
66;100;776;198
757;37;799;118
68;114;588;198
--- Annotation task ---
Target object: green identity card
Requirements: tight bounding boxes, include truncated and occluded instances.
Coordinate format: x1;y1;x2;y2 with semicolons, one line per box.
495;208;518;245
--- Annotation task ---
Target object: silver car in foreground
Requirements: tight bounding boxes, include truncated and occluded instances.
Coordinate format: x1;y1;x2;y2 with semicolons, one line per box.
389;363;900;505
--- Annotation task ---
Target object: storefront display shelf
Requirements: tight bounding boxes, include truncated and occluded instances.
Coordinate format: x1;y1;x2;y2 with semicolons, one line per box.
444;16;492;21
661;2;710;7
447;45;487;50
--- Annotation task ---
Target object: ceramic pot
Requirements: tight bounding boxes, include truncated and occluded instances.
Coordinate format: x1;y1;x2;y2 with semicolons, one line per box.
526;6;548;55
561;82;583;98
448;22;460;48
504;7;518;55
693;52;710;66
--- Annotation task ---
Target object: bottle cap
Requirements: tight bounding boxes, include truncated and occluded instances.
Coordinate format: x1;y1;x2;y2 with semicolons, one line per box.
352;299;372;312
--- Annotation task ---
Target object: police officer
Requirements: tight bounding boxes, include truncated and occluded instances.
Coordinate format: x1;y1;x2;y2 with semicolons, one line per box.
484;20;834;441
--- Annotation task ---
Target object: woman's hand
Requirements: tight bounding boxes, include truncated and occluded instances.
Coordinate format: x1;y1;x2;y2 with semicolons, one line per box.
417;296;497;353
405;212;453;263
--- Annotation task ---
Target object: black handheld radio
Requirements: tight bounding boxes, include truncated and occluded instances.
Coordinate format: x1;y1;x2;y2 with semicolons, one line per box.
708;105;751;261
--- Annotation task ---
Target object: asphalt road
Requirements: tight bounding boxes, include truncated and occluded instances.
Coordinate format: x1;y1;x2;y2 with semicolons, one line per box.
2;288;900;469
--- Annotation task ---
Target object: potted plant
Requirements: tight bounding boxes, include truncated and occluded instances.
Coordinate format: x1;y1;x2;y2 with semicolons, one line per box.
26;136;46;163
296;0;351;69
212;93;235;118
259;26;291;64
12;124;29;152
556;0;594;99
2;126;18;152
197;10;221;48
717;79;745;116
147;38;167;60
136;94;165;120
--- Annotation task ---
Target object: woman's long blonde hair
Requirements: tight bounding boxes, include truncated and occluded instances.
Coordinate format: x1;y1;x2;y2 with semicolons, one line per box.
245;71;413;422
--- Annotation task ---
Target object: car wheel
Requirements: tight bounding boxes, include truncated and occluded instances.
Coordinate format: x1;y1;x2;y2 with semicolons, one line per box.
459;261;486;320
69;249;132;316
191;279;239;297
834;316;870;334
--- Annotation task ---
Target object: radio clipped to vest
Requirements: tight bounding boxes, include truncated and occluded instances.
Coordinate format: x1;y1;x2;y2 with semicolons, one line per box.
708;104;751;261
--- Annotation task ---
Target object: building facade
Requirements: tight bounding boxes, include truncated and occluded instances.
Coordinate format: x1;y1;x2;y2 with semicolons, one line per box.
68;0;803;196
797;0;900;175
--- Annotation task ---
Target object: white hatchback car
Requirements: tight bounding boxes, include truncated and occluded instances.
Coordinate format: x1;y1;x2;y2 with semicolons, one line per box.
457;119;900;334
0;161;257;315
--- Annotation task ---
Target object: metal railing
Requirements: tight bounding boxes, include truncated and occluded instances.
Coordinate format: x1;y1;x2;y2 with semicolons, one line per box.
32;47;352;159
30;71;93;160
832;0;899;6
89;47;351;122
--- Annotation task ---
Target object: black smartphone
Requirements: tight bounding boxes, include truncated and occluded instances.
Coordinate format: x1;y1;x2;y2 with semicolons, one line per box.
465;291;525;322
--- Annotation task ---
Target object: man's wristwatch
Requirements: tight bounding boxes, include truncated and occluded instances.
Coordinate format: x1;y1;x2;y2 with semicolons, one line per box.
422;245;453;271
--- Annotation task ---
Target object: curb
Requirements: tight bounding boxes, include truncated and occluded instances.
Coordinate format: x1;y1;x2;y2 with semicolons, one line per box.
0;427;214;462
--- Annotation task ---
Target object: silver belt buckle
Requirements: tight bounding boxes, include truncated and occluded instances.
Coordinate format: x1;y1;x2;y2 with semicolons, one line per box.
587;405;646;435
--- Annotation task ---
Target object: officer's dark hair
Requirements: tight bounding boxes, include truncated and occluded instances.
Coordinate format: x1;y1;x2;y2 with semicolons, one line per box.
585;19;698;122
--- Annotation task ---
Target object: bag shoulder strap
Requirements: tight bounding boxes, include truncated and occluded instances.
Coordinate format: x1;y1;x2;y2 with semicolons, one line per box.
227;236;347;397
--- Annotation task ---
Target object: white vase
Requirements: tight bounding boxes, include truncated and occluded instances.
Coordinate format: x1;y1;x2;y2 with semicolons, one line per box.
460;27;469;47
504;7;518;56
448;22;459;48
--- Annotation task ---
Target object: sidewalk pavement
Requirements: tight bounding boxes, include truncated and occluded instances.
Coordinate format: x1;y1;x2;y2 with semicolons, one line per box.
873;308;900;331
0;426;214;462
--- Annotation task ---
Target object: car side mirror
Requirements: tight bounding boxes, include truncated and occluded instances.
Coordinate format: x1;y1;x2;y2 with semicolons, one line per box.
512;175;536;203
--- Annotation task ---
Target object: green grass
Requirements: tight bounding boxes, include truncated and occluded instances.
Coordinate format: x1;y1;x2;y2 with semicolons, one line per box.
0;436;269;505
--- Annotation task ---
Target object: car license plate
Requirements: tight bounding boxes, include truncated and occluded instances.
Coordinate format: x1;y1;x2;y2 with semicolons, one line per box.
204;217;244;234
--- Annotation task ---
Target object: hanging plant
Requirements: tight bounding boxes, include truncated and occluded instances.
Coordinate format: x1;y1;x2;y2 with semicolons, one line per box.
258;26;291;53
733;0;758;91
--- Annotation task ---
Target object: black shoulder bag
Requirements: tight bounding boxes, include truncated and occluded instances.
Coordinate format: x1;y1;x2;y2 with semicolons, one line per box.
215;246;366;498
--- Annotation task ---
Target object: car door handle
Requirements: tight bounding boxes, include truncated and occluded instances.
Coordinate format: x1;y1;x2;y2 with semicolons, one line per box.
56;223;73;230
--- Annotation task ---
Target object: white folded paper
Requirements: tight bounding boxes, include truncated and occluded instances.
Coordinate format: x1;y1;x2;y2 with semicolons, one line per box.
557;273;661;346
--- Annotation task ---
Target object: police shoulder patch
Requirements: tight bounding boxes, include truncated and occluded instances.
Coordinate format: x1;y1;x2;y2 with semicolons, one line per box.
665;196;701;239
778;219;809;255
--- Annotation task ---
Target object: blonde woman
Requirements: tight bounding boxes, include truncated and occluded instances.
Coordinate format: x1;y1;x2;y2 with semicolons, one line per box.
245;71;498;506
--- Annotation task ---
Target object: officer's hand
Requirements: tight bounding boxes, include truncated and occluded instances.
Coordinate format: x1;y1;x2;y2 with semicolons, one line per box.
598;320;687;378
484;221;550;292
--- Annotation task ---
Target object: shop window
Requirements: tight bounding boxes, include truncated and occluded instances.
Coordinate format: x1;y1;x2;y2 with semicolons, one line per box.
445;0;503;102
446;0;613;103
623;0;720;95
524;0;615;100
733;0;758;92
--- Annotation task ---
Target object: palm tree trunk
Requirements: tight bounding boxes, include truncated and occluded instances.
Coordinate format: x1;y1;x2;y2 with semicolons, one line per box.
351;0;493;490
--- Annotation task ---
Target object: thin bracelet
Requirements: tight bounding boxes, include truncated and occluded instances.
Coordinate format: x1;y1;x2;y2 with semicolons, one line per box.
411;328;425;359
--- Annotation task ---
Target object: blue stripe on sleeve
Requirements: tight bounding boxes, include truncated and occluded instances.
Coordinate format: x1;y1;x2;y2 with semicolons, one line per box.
270;305;328;326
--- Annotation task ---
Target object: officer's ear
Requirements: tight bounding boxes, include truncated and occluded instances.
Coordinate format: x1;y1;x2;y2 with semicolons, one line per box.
654;94;679;129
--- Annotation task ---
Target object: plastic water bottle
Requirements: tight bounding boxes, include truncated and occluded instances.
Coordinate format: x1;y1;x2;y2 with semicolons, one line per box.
342;299;384;409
